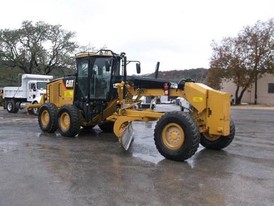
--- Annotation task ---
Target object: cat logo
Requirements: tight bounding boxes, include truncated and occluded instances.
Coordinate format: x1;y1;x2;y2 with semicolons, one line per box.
65;80;74;88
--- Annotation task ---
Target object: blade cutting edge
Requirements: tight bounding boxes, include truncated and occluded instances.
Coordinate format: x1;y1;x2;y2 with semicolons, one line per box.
121;122;134;150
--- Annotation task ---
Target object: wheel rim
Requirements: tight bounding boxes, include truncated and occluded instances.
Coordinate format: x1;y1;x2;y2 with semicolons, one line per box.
41;110;50;126
202;132;221;141
162;123;185;150
7;102;12;111
60;112;70;131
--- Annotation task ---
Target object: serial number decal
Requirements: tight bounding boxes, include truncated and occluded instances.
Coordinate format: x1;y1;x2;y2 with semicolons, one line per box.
64;90;73;98
193;97;203;102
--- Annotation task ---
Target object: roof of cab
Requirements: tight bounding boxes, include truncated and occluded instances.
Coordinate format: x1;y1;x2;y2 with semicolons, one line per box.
75;50;114;58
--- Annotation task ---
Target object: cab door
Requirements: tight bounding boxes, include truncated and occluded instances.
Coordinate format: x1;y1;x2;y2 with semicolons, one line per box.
27;82;37;101
90;58;112;100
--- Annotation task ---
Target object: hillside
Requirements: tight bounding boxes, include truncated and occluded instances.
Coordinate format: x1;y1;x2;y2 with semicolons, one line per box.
1;66;208;88
144;68;208;84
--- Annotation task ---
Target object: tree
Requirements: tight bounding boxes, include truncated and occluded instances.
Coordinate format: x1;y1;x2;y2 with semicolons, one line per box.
208;19;274;104
206;67;223;90
0;21;78;75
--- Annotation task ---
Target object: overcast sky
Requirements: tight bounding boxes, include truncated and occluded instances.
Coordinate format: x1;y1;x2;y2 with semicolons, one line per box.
0;0;273;74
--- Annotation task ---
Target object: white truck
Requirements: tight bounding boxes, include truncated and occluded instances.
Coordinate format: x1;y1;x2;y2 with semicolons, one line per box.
3;74;53;114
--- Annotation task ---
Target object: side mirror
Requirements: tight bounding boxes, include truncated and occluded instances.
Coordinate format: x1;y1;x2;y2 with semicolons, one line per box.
136;63;141;74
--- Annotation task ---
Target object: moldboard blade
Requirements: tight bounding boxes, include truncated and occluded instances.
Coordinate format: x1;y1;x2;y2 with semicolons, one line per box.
121;122;134;150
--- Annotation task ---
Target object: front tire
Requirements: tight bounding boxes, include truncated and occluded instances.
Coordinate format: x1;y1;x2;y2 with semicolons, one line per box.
200;120;235;150
154;111;200;161
38;103;58;133
57;105;81;137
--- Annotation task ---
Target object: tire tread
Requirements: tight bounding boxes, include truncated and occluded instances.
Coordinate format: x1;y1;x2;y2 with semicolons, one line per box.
154;111;200;161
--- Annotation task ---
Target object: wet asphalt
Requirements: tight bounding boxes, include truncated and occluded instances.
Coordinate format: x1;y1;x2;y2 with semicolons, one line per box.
0;105;274;206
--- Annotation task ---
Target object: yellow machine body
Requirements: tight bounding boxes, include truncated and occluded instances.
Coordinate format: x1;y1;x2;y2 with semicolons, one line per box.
34;49;234;161
46;78;74;107
107;81;231;139
31;78;231;139
184;82;230;136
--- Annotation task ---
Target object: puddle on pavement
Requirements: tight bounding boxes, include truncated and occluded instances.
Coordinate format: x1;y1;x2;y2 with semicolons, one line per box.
0;142;18;153
132;152;164;164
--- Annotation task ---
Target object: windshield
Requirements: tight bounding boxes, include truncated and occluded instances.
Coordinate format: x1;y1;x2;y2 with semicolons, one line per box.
76;57;113;100
37;82;47;90
90;57;112;99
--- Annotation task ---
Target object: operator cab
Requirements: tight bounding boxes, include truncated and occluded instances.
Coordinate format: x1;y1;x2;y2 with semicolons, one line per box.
74;50;122;120
77;57;110;99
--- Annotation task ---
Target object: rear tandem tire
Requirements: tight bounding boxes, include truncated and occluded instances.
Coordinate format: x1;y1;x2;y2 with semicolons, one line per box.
154;111;200;161
6;100;19;113
200;120;235;150
57;105;81;137
38;103;58;133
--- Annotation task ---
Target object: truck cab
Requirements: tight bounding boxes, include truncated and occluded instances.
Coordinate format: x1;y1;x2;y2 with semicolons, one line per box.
27;80;47;102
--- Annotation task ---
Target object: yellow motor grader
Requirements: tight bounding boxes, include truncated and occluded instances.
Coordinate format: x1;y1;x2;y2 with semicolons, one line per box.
29;50;235;161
